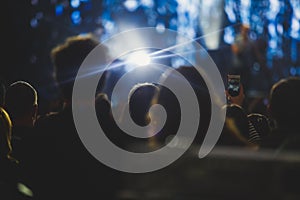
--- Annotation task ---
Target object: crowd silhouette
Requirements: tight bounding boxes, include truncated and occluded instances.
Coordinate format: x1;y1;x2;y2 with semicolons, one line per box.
1;32;300;200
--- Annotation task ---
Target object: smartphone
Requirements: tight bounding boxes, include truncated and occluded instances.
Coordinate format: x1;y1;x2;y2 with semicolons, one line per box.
227;74;240;97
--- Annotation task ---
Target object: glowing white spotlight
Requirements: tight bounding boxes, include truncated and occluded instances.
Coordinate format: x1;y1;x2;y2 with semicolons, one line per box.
123;0;139;12
127;51;151;66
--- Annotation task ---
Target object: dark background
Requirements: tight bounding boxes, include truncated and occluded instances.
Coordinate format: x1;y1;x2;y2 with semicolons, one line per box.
2;0;300;114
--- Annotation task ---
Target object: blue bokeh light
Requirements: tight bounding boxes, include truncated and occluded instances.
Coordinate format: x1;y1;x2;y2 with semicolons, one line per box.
55;4;64;16
71;10;82;25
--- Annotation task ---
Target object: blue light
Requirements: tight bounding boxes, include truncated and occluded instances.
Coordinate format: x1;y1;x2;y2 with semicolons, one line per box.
268;23;276;37
249;31;257;40
294;9;300;20
157;6;167;15
290;17;300;39
267;0;280;20
83;1;92;11
156;23;165;33
240;0;251;25
55;4;64;16
70;0;80;8
224;1;236;23
31;0;38;6
169;18;177;29
291;39;298;62
269;39;277;49
103;20;115;32
290;67;297;76
141;0;154;8
30;18;38;28
123;0;139;12
277;24;283;35
71;10;82;25
224;27;235;44
291;17;300;31
290;30;300;39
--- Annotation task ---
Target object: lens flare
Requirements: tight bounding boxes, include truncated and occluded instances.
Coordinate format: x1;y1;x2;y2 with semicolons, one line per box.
126;51;151;66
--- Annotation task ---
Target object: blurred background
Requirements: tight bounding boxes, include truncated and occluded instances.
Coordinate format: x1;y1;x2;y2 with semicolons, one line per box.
2;0;300;114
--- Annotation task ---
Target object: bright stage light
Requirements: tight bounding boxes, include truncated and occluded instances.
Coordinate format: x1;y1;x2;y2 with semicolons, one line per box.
70;0;80;8
199;0;224;50
126;51;151;66
123;0;139;12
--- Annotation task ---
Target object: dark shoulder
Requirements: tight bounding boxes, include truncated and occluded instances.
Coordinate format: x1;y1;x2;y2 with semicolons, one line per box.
34;108;74;136
35;111;60;128
260;129;286;150
34;112;64;138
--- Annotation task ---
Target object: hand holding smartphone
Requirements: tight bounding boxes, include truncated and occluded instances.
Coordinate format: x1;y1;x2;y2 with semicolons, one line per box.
226;75;244;106
227;75;241;97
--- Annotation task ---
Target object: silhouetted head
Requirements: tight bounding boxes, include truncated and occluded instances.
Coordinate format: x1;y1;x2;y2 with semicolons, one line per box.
50;34;104;100
268;77;300;132
4;81;38;126
128;83;159;127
